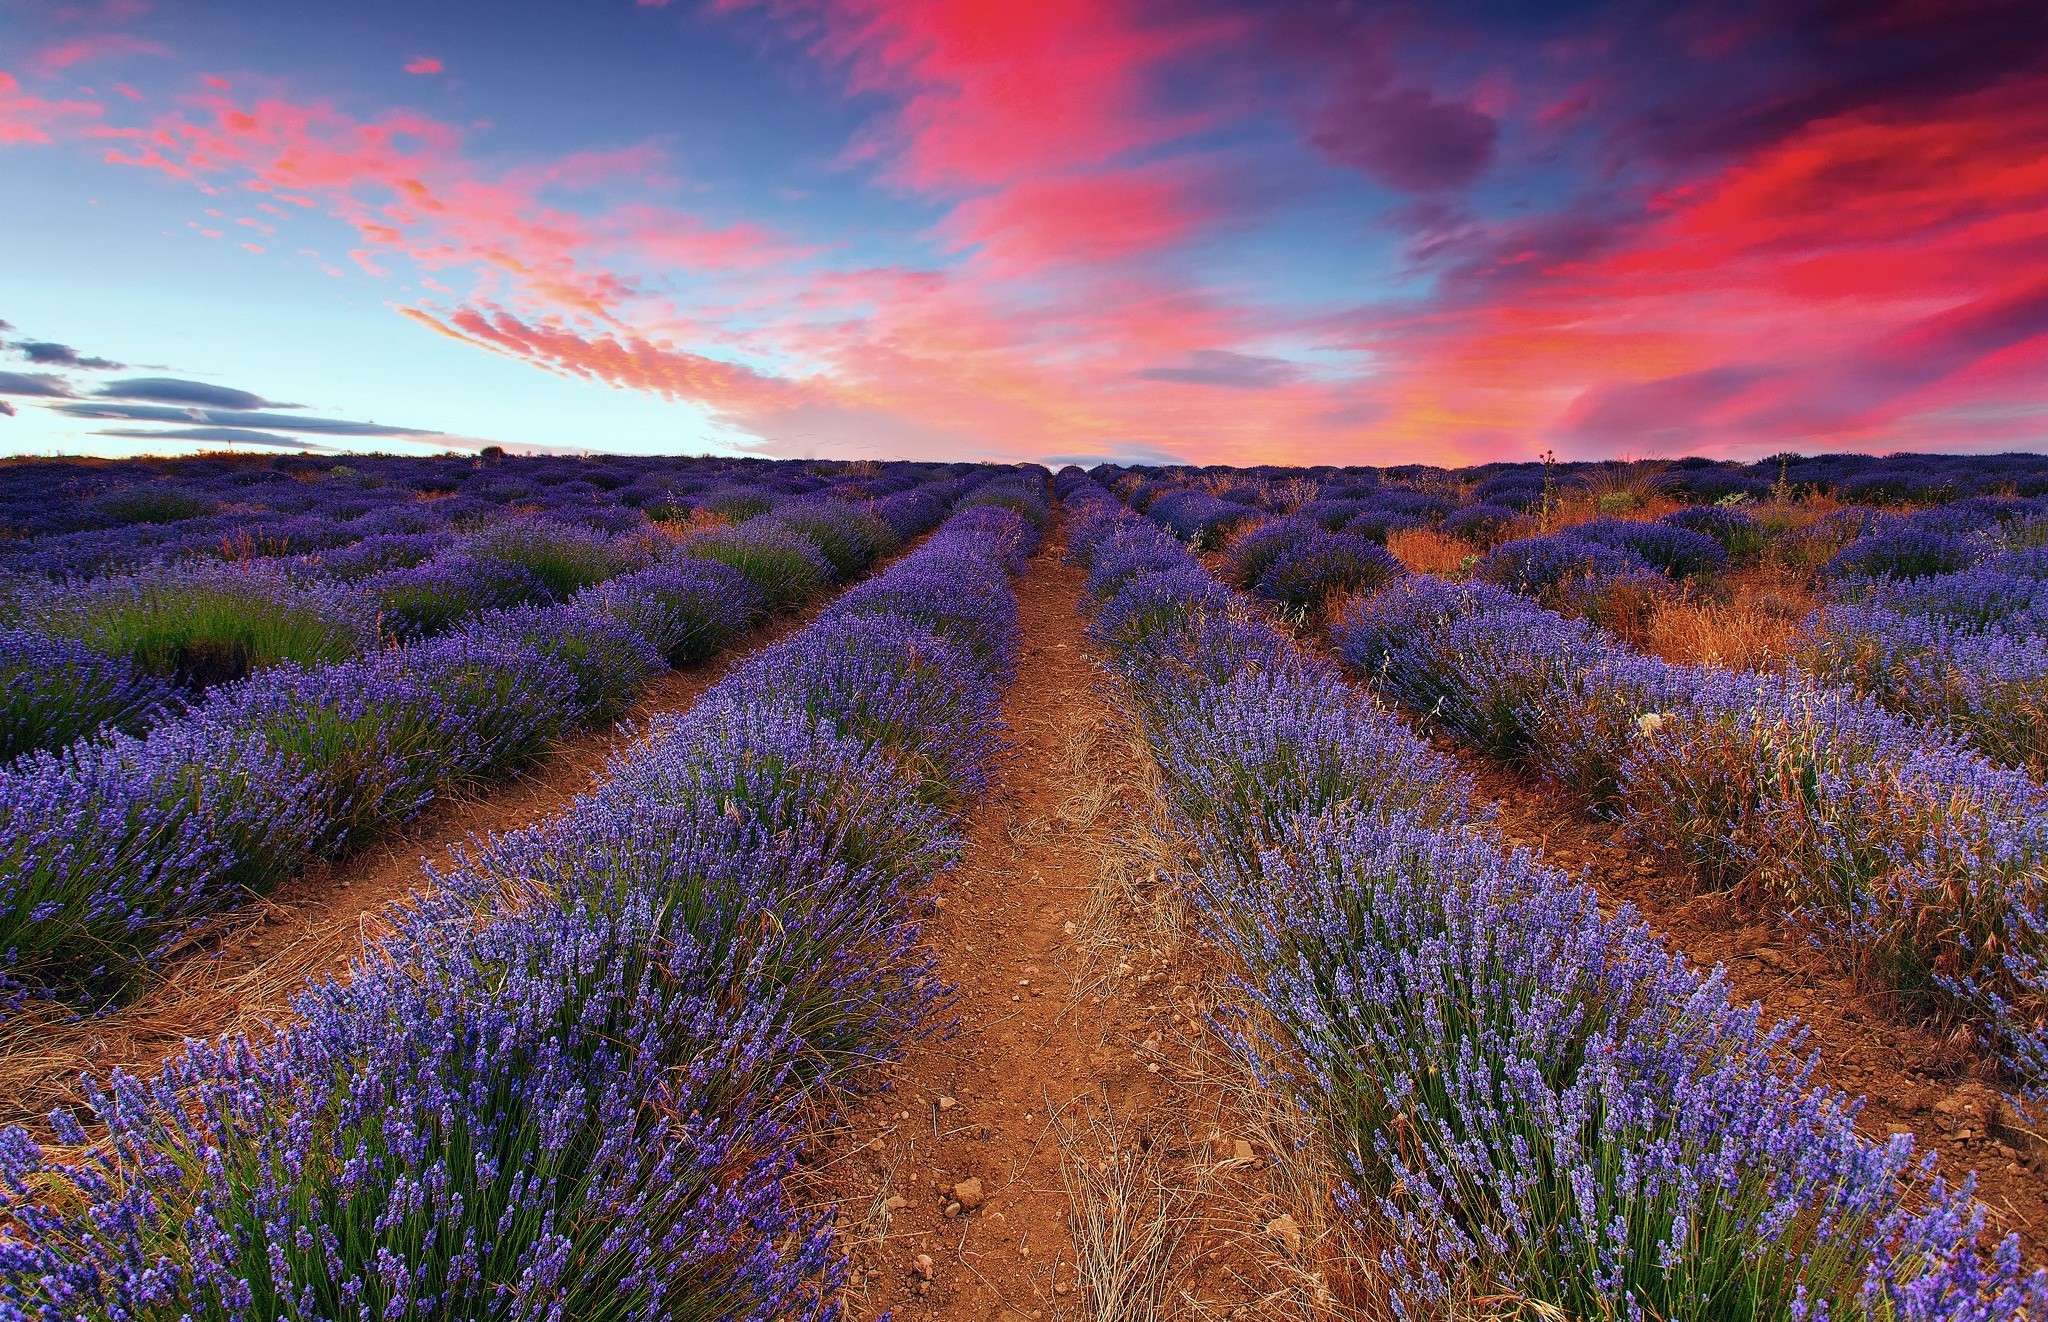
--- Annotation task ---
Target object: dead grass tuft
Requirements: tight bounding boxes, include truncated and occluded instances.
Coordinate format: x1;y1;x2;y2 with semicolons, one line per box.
1386;528;1471;577
1052;1093;1198;1322
1641;567;1816;670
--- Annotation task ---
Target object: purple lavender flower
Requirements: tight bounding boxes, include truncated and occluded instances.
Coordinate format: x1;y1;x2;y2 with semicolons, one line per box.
0;628;182;763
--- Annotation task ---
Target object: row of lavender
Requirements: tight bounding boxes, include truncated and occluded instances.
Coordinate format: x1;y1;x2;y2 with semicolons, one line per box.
0;473;1049;1319
1061;468;2042;1320
1335;573;2048;1110
0;452;915;561
1104;462;2048;1115
0;472;987;1010
1102;460;2048;778
1428;500;2048;779
1;462;971;762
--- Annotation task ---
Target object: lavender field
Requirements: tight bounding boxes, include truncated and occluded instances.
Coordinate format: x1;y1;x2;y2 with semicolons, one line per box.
1;450;2046;1319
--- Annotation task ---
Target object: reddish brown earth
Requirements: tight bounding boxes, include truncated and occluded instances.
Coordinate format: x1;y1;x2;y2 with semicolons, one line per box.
0;595;836;1134
809;532;1319;1321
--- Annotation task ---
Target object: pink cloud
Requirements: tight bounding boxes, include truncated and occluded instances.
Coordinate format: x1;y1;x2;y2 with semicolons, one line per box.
0;70;101;145
32;32;168;76
404;56;443;75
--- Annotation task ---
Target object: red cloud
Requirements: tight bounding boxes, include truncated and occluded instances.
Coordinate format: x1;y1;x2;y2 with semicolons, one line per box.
1357;73;2048;460
404;56;443;75
939;168;1214;273
721;0;1239;192
403;306;792;410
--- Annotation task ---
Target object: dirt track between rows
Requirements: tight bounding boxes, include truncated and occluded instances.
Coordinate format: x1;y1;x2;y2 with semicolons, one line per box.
813;527;1303;1321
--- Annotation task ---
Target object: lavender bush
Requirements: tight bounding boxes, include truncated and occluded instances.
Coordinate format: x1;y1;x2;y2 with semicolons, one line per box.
0;628;181;763
1061;466;2046;1318
1333;570;2048;1111
0;481;1043;1316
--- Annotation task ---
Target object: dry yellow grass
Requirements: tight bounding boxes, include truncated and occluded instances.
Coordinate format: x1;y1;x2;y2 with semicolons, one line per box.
1641;567;1817;670
1387;527;1471;576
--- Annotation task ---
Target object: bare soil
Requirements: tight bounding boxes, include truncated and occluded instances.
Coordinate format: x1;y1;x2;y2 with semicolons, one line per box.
810;531;1307;1321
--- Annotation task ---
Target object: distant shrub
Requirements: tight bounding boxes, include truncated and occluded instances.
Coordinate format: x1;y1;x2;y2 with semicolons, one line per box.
1823;529;1980;582
1564;517;1729;578
367;554;551;640
764;503;898;580
90;484;218;526
1440;502;1520;542
460;603;663;725
1222;516;1320;587
1474;533;1659;596
1254;532;1404;613
23;563;378;690
680;524;834;613
1149;489;1261;548
1661;505;1769;563
694;487;776;523
573;559;765;666
464;518;647;599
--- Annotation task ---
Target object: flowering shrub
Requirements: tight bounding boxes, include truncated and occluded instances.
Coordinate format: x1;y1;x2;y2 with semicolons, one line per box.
19;561;380;690
367;551;552;639
679;522;833;612
0;628;181;763
760;501;899;579
0;483;1043;1316
1662;504;1771;563
1823;528;1981;582
1253;531;1403;611
1332;571;2048;1109
1062;467;2045;1318
1439;501;1519;541
462;516;650;598
1797;603;2048;776
1147;488;1260;548
1565;515;1730;578
1476;532;1662;596
573;558;766;666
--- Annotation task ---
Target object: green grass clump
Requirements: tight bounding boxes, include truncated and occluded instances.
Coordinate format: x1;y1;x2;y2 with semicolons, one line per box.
28;565;378;690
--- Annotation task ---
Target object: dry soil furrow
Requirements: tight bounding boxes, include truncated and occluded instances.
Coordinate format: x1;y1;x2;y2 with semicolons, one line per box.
815;532;1295;1321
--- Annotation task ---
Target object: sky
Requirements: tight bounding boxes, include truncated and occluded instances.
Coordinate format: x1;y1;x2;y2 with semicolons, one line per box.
1;0;2044;467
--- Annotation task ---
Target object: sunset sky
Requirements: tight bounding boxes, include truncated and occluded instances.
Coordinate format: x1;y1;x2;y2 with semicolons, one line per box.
2;0;2044;465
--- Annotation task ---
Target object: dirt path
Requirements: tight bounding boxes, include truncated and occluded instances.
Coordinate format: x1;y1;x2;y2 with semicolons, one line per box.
813;531;1298;1321
1438;739;2048;1264
0;599;832;1133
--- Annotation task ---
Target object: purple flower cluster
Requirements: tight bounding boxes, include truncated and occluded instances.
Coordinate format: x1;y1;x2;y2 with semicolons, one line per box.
14;560;382;690
1796;603;2048;776
0;629;180;765
1823;528;1981;582
0;470;977;1007
1146;488;1262;548
1061;467;2045;1319
1564;516;1730;578
1221;515;1406;612
1476;532;1664;596
1335;573;2048;1110
0;477;1046;1317
1661;504;1769;562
